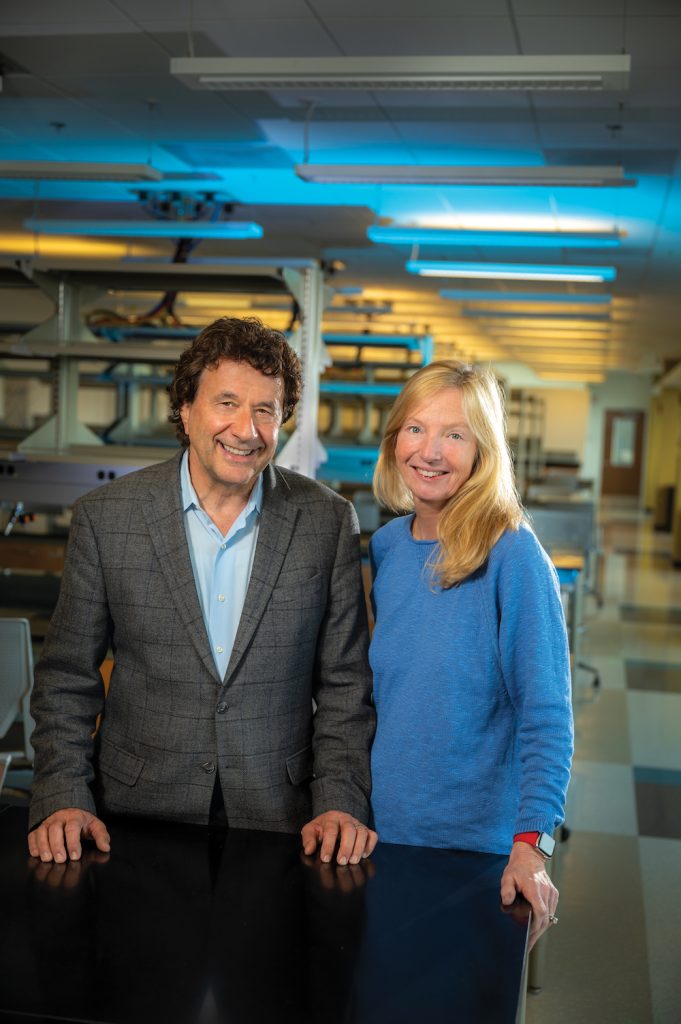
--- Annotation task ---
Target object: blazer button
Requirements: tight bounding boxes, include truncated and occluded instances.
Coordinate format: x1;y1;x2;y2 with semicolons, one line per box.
201;761;216;774
216;702;228;714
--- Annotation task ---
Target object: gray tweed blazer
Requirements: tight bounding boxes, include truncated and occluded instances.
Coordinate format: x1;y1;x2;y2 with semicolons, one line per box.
29;452;374;832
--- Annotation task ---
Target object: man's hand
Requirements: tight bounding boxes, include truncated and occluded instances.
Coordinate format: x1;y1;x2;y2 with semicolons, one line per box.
301;810;378;865
500;841;558;938
27;808;111;864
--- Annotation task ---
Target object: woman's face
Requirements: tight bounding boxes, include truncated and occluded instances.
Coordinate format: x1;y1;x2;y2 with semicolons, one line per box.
394;387;478;516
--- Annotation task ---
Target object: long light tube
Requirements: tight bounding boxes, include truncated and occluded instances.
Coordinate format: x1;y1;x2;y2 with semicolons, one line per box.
296;165;631;187
440;290;612;304
369;226;621;247
462;309;611;321
172;55;631;92
406;260;617;282
0;160;164;182
24;218;263;239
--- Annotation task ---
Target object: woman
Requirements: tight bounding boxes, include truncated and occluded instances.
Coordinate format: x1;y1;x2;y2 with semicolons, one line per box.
369;360;573;935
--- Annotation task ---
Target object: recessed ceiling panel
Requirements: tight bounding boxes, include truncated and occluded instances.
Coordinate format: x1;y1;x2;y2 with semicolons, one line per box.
165;143;293;169
322;18;517;56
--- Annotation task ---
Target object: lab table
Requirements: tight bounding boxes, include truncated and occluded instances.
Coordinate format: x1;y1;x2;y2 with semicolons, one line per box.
0;805;529;1024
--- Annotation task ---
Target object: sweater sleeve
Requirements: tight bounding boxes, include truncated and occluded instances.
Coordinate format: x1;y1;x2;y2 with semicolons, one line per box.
494;527;574;836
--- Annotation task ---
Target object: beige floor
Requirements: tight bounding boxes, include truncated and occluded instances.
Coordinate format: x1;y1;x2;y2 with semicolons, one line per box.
526;505;681;1024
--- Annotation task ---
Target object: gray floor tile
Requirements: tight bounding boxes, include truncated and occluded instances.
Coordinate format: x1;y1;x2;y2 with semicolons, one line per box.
573;690;631;764
635;777;681;840
627;692;681;770
620;605;681;624
639;837;681;1024
626;660;681;694
567;761;637;835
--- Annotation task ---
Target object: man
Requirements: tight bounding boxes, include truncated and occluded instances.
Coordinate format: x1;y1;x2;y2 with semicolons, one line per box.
28;317;376;866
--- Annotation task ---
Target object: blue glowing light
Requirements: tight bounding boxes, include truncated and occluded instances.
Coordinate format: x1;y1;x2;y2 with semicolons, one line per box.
23;218;263;239
439;290;612;303
406;260;617;282
368;226;621;248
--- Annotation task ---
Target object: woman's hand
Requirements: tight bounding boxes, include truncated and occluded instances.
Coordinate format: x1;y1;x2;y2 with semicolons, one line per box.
500;840;558;940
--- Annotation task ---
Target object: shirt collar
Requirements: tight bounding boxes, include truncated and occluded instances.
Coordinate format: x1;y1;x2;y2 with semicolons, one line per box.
180;449;264;518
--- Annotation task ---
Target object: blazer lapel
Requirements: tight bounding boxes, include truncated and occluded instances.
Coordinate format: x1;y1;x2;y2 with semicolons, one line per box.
144;452;220;683
223;464;298;687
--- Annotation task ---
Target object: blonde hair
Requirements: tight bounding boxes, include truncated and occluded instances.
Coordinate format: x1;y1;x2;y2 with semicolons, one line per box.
373;360;523;587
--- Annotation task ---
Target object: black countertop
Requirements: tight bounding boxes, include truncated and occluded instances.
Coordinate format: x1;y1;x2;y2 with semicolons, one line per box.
0;805;529;1024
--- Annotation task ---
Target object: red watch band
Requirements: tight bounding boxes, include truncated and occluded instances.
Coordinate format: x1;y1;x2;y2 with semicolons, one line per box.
513;831;541;846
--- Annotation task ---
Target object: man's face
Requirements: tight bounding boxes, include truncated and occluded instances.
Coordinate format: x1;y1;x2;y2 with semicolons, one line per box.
180;359;284;500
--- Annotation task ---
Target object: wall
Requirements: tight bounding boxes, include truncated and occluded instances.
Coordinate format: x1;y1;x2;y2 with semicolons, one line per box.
583;372;654;499
527;388;590;459
644;389;681;509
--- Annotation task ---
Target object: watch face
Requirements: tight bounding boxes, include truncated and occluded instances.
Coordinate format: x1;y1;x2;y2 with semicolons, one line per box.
537;832;556;858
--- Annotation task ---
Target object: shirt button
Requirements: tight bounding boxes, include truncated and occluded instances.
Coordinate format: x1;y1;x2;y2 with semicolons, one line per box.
201;761;216;774
216;702;228;714
220;543;226;551
216;645;224;654
217;594;225;602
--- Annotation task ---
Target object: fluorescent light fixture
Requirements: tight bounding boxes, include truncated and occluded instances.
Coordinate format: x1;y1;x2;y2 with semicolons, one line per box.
296;165;631;187
368;226;621;248
24;218;263;239
0;160;163;182
488;333;613;343
462;309;610;321
440;290;612;304
327;304;393;316
506;343;617;353
537;371;606;382
172;55;630;91
485;323;613;335
406;260;617;282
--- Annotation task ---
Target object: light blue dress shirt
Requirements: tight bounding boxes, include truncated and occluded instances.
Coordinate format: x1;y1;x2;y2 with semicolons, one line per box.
180;450;263;679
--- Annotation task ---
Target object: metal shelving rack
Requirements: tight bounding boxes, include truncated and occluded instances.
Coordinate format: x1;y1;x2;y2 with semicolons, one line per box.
507;389;546;499
316;333;433;486
0;258;329;506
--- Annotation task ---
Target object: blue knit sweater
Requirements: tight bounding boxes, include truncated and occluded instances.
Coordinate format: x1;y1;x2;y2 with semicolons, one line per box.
369;516;573;855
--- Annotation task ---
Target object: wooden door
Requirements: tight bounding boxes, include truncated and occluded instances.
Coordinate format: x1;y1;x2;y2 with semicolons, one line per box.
601;409;645;497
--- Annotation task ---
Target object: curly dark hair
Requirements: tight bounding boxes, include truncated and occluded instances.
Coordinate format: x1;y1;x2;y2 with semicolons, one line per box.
168;316;303;446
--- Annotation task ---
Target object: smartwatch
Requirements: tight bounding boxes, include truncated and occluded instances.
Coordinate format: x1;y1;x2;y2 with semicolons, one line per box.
513;831;555;859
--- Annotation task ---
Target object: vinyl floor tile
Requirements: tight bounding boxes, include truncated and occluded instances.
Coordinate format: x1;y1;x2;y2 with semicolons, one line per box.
587;655;626;691
639;837;681;1024
634;773;681;840
627;692;681;770
614;549;671;570
619;623;681;662
580;617;625;657
566;761;637;835
620;605;681;624
572;690;631;764
626;660;681;694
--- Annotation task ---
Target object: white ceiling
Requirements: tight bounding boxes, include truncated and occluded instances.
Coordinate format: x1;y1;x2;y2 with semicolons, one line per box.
1;0;681;382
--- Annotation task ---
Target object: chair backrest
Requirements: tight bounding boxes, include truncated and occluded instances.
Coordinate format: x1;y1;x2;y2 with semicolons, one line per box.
0;618;34;746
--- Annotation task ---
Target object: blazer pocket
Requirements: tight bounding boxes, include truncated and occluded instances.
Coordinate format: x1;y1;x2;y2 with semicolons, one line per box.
285;745;314;786
270;573;325;609
98;739;145;787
